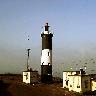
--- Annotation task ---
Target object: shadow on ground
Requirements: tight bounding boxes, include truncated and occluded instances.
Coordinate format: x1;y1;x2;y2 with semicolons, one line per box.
0;80;12;96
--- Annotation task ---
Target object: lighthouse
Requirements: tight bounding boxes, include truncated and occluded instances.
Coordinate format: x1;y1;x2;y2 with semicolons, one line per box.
41;23;53;83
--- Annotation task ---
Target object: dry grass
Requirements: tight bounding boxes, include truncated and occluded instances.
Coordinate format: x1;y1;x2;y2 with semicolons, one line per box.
0;76;81;96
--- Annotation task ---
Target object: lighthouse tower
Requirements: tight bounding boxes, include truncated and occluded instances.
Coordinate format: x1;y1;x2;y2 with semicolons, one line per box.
41;23;53;83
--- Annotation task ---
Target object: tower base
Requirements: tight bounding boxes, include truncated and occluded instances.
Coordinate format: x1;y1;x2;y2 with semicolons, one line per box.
41;65;52;83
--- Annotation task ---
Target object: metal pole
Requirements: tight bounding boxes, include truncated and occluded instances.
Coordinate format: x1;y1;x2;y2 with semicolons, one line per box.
27;49;30;71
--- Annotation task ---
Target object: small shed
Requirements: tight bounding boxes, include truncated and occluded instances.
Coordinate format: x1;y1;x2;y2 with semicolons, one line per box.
23;70;39;84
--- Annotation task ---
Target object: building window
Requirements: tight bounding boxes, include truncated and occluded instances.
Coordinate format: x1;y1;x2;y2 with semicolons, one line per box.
77;85;80;88
48;52;50;56
24;73;28;80
84;80;88;88
66;80;68;86
70;85;72;87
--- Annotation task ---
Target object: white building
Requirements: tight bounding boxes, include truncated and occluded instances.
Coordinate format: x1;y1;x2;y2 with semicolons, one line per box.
68;74;91;92
23;70;39;84
63;71;80;88
63;69;91;93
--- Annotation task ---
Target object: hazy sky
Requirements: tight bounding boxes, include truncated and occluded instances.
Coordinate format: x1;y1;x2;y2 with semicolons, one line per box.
0;0;96;76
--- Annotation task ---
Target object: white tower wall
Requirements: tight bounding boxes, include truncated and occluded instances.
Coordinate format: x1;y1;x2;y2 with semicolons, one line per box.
41;49;52;65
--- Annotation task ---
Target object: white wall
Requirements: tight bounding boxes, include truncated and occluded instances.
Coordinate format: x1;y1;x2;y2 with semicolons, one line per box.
68;76;81;92
68;75;91;93
63;71;77;88
23;71;30;84
91;80;96;91
41;49;52;65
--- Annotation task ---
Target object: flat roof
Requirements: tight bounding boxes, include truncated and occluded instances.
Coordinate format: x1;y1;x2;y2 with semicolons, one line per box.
68;74;90;76
23;71;38;72
63;71;80;72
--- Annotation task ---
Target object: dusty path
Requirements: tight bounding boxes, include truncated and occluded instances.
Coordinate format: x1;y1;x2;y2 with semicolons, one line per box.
0;81;79;96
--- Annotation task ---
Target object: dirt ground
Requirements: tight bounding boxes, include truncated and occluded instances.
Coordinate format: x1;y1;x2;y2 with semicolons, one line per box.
0;76;81;96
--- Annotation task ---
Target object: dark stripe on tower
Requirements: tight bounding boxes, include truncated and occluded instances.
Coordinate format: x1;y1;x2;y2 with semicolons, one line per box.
41;65;52;83
41;34;53;50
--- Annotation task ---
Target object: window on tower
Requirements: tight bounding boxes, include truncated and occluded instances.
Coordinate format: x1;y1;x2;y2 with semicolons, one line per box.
48;52;50;56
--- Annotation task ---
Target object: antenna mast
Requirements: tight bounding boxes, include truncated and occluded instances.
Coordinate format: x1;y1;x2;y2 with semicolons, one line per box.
27;48;30;71
26;35;31;71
